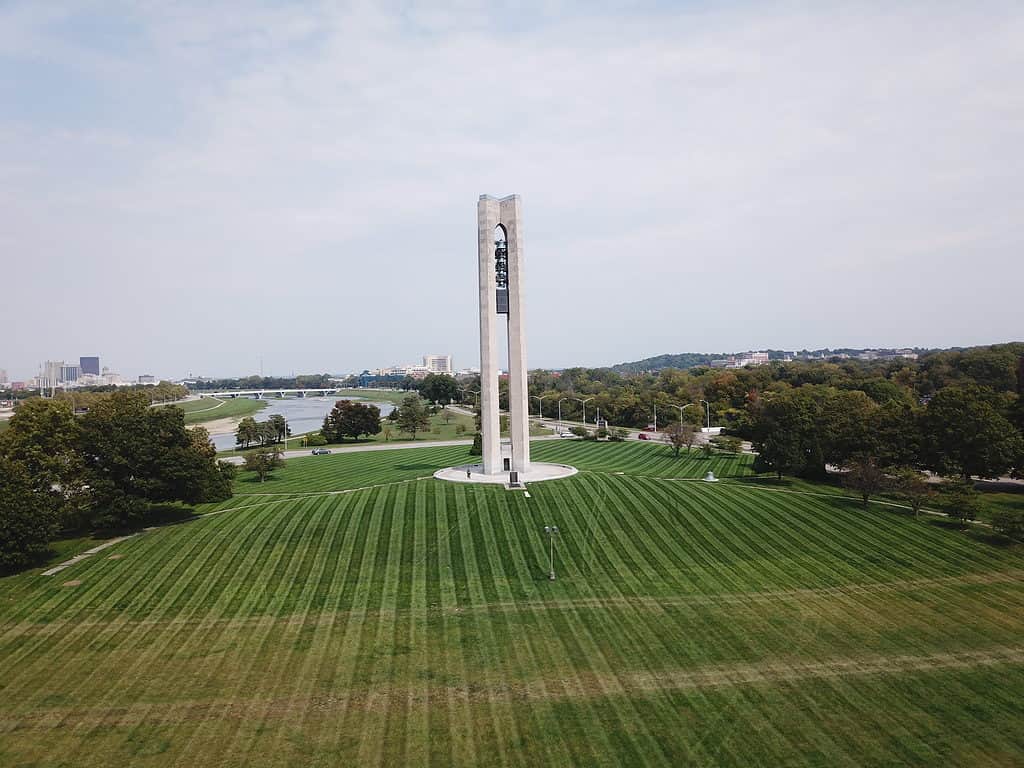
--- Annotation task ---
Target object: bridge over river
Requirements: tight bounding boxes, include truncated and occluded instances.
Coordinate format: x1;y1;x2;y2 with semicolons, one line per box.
202;388;344;399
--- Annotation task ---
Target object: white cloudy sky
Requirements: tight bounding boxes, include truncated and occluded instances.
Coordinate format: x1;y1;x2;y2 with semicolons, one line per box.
1;1;1022;380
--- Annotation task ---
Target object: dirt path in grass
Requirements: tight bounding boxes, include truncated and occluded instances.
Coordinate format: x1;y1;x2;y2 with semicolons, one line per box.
37;477;433;577
19;565;1023;637
4;645;1022;730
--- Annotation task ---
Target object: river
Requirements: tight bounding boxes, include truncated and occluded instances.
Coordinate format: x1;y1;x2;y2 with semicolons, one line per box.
208;396;396;451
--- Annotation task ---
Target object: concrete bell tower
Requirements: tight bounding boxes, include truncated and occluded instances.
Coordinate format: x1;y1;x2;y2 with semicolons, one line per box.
478;194;530;476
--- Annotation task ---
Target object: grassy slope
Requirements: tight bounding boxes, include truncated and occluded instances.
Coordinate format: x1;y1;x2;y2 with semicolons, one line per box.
1;441;1022;766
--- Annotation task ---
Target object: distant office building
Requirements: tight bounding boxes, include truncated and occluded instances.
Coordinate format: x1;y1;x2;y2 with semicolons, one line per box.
11;381;26;391
423;354;453;374
41;361;63;390
61;364;81;384
138;374;156;384
0;369;7;385
709;352;770;369
80;356;100;376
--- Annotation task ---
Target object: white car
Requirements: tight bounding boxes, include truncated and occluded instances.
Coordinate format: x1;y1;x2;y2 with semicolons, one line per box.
559;431;577;438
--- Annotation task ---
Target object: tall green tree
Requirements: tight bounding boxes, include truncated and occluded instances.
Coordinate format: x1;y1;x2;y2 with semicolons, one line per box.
0;456;60;571
0;398;86;527
821;390;880;467
257;422;278;446
419;374;459;405
395;395;430;440
323;400;382;442
943;479;982;528
235;417;260;449
874;401;923;468
920;385;1024;481
663;422;696;458
78;391;232;528
267;414;289;443
243;448;285;483
842;457;887;508
891;467;934;517
749;388;824;478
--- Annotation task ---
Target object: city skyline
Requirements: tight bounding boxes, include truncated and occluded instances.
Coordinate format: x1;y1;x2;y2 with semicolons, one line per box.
2;2;1022;379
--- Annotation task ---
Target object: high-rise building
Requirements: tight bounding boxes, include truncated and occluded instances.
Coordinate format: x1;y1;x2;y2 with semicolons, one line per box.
423;354;453;374
61;364;81;384
80;356;100;376
0;369;8;386
41;361;63;390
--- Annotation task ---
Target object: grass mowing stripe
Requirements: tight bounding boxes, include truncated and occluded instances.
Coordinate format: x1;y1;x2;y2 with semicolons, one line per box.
437;484;480;766
12;503;257;736
341;483;396;762
2;441;1022;766
483;491;571;767
524;481;679;765
179;494;320;763
306;489;373;757
268;492;354;761
239;494;340;765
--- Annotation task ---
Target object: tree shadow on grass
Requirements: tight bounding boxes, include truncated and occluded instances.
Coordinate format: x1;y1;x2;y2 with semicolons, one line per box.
238;474;284;486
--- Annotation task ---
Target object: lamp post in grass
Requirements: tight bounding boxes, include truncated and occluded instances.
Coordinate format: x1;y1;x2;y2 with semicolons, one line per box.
558;398;569;431
544;525;560;580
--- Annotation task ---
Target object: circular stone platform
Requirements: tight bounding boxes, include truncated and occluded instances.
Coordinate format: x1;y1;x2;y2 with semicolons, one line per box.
434;462;578;485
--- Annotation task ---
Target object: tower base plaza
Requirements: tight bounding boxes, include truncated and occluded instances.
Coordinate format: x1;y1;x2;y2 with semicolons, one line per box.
437;193;576;487
433;460;578;485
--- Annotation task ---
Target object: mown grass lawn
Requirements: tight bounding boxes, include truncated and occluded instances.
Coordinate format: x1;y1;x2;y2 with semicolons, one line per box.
172;396;268;425
1;441;1022;767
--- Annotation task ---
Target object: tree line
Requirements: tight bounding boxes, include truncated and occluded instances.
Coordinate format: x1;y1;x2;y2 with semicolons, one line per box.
0;392;235;572
235;414;291;449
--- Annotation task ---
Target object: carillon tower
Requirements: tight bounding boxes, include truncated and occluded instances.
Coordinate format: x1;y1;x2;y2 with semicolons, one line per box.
477;194;530;476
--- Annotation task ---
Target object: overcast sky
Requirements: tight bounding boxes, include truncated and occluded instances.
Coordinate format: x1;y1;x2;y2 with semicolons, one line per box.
2;1;1022;380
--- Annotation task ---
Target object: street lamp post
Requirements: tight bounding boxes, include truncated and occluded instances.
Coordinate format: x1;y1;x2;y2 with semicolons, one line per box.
699;399;711;430
531;395;549;419
543;525;560;580
665;403;699;441
653;403;658;433
574;397;594;427
558;398;568;429
458;387;480;406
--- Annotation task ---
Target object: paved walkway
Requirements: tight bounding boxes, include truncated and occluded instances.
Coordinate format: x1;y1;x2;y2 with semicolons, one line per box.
41;536;138;576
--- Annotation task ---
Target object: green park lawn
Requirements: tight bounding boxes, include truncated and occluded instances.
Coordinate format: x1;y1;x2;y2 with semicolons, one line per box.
1;440;1022;766
332;388;413;405
222;405;548;456
172;396;268;425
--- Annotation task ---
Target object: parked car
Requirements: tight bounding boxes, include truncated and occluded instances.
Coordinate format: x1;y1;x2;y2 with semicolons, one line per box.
311;448;332;455
637;433;649;441
559;431;576;438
